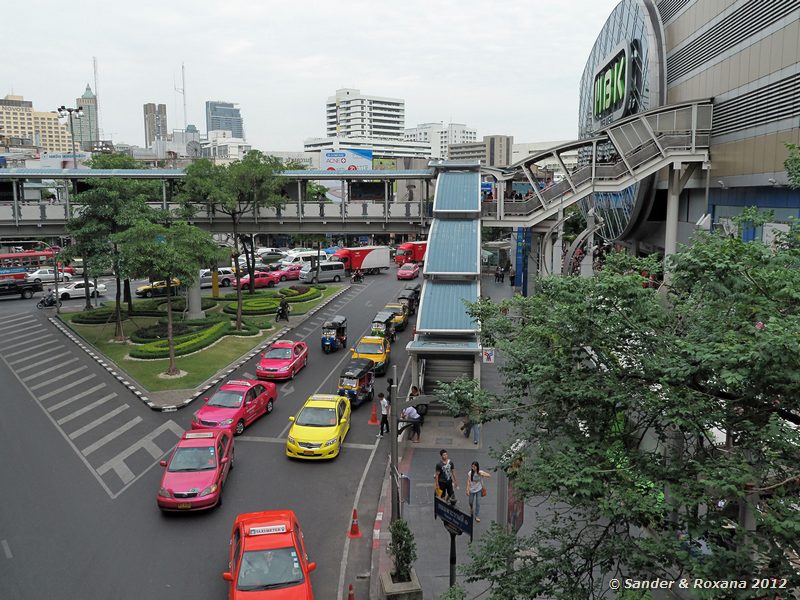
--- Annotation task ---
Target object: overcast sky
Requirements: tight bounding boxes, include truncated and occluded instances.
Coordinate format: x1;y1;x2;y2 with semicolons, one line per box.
7;0;620;151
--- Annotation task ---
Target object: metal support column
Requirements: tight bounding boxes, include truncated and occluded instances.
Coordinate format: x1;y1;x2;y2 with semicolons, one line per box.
187;271;206;320
297;180;303;221
162;180;167;212
384;180;389;222
12;179;19;226
663;164;681;285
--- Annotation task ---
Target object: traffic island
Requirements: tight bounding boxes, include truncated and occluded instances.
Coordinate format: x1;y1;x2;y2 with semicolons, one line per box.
379;569;422;600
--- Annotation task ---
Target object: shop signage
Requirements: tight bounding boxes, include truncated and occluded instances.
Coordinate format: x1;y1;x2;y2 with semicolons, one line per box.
593;43;630;122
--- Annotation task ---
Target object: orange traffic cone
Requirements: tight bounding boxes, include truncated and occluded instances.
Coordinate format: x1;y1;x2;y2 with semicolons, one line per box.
348;509;362;538
347;583;355;600
368;400;379;425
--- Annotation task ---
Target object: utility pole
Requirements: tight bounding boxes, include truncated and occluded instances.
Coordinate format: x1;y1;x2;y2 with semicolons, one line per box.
389;364;400;522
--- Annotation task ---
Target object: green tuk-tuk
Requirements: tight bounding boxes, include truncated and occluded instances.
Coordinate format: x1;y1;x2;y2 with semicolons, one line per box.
370;311;396;342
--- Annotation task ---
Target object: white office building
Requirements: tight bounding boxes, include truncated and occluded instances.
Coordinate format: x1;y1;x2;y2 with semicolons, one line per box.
303;136;430;160
404;122;477;159
326;88;405;140
512;141;578;181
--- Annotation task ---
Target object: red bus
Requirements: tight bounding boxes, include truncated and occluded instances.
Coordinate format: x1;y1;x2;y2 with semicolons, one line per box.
0;249;72;280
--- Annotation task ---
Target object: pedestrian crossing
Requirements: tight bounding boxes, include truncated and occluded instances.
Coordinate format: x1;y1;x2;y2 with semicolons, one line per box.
0;311;184;499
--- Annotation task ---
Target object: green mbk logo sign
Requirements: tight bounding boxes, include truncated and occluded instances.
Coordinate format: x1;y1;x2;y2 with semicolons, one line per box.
593;46;629;120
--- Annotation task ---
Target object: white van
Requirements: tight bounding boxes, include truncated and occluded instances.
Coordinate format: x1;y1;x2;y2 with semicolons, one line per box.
280;251;326;267
299;261;346;283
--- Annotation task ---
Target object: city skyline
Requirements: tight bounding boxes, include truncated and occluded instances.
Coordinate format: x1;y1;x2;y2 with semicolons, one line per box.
6;0;620;151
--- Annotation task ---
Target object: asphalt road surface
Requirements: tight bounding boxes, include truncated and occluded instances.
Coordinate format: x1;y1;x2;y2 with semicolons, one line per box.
0;270;418;599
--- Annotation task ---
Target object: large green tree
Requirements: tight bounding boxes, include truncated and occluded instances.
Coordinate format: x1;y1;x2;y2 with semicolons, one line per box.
438;216;800;599
179;151;286;329
114;221;221;375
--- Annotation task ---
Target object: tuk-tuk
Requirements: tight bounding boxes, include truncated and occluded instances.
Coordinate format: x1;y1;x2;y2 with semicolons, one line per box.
337;358;375;407
321;315;347;353
403;283;421;303
397;292;417;315
371;311;397;342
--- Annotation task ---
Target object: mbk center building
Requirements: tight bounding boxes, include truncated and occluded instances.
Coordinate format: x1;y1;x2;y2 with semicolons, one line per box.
575;0;799;250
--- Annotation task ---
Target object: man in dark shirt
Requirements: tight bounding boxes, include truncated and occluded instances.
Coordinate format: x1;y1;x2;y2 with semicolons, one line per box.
435;449;457;503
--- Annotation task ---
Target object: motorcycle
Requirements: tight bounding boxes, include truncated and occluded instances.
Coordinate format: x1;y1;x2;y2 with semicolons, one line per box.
37;296;62;309
275;304;290;322
351;271;364;284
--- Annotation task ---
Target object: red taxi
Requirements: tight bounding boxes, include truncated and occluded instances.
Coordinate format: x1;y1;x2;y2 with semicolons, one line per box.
256;340;308;380
223;510;316;599
157;430;233;512
192;380;277;436
396;262;420;280
236;271;281;289
274;264;303;281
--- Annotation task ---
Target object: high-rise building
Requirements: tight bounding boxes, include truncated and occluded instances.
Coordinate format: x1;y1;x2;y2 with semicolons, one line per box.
326;88;405;140
0;94;72;152
404;122;477;159
205;101;244;139
448;135;514;167
74;84;99;150
143;103;168;148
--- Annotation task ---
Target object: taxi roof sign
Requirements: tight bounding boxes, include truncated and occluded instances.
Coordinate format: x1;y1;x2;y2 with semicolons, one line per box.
225;380;252;387
273;339;295;345
184;431;215;439
249;524;287;536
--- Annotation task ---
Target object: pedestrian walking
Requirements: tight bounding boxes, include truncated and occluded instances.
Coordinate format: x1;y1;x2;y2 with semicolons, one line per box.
509;265;515;287
377;393;390;438
434;449;458;503
466;461;492;522
494;265;502;283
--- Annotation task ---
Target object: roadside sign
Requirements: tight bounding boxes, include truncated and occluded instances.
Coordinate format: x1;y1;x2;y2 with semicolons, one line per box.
434;496;473;540
482;348;495;364
0;267;27;275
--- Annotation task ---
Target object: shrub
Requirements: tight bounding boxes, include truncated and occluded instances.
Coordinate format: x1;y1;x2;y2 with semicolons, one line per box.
388;519;417;582
129;319;260;359
130;322;192;342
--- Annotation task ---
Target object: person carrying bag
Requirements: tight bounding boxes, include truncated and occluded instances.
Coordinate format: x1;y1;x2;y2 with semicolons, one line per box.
466;461;491;522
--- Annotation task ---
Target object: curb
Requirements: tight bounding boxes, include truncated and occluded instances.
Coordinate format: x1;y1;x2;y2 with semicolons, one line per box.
49;284;351;413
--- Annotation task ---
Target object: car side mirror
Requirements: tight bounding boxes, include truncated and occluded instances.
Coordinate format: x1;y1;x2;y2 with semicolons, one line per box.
160;460;167;467
203;397;209;403
307;561;317;572
220;457;229;465
222;572;234;582
339;418;346;425
288;416;295;422
350;348;355;352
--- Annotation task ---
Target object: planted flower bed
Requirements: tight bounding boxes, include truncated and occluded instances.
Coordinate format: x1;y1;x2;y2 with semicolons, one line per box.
221;285;324;316
129;318;260;359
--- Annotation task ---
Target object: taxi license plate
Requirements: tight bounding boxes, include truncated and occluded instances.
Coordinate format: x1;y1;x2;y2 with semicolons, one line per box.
303;450;314;455
177;502;192;509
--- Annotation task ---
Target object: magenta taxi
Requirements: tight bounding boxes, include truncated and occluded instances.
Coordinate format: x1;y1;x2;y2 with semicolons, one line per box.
256;340;308;381
192;379;277;436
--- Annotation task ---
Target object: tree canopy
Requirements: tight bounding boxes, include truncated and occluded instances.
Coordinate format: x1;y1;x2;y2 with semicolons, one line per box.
438;215;800;598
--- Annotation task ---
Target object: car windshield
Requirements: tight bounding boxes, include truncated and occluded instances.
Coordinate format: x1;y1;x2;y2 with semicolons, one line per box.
168;446;217;472
400;264;414;270
207;390;244;408
237;547;304;591
340;377;358;388
385;306;403;315
356;343;383;354
296;406;337;427
265;348;292;360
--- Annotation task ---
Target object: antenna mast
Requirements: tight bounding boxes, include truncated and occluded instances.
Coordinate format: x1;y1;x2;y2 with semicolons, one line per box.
93;56;103;139
174;62;187;130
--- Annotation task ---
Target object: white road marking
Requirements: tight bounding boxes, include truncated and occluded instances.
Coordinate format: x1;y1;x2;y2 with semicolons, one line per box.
22;358;84;390
2;338;56;358
241;372;255;380
57;393;118;425
8;345;65;366
235;435;285;444
96;420;185;485
0;318;35;332
4;328;46;344
39;374;96;400
0;313;33;325
15;351;72;373
80;417;143;456
68;401;126;439
23;359;81;383
47;383;107;412
1;539;11;559
280;382;294;395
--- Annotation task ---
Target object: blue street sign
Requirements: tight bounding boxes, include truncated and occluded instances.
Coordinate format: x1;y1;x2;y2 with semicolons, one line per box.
0;267;27;275
434;497;473;539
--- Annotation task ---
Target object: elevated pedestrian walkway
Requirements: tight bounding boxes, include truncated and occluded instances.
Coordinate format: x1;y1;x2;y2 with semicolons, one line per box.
481;99;713;228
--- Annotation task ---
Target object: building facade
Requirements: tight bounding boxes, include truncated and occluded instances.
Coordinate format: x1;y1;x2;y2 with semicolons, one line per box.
0;95;72;153
512;141;578;181
143;103;168;148
449;135;514;167
201;130;251;163
303;136;430;159
326;88;405;140
404;122;477;159
577;0;800;248
205;101;244;140
74;84;99;151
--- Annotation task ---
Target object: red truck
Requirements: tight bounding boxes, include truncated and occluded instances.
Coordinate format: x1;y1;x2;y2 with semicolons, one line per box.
333;246;391;275
394;241;427;266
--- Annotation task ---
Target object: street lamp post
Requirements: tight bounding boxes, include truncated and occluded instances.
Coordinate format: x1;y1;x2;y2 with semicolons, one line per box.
57;105;83;169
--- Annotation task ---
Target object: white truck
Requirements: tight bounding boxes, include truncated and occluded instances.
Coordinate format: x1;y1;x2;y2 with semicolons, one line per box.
332;246;391;274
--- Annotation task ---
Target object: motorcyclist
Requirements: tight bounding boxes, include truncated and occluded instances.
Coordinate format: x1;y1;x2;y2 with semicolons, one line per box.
46;288;56;305
276;298;290;322
352;269;363;283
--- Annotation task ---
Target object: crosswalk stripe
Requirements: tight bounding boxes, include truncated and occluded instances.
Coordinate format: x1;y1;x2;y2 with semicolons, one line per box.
69;402;128;439
3;338;56;358
48;384;107;412
0;313;34;325
29;366;88;391
39;374;96;400
15;351;72;373
57;393;118;425
8;345;66;366
96;420;185;484
0;319;35;333
80;417;142;456
22;357;79;381
4;329;46;344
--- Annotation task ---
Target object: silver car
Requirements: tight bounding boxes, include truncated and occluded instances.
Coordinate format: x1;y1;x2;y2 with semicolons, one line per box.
26;268;71;284
199;267;234;288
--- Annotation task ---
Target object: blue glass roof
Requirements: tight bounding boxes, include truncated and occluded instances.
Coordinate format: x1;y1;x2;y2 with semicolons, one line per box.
0;168;434;181
424;220;479;274
416;281;479;332
433;172;480;213
406;338;480;353
282;169;434;179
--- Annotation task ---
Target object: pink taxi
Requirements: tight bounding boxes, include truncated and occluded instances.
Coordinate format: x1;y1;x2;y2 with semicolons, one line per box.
192;379;277;436
256;340;309;381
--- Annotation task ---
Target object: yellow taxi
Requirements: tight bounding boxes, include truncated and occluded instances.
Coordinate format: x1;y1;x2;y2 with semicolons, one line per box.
350;335;391;375
286;394;351;460
383;303;409;332
135;278;181;298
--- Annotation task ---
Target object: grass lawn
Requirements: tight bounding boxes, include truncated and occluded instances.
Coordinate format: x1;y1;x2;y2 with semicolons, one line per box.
59;284;342;392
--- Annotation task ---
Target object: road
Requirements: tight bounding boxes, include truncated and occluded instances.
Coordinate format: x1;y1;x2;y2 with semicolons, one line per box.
0;271;417;599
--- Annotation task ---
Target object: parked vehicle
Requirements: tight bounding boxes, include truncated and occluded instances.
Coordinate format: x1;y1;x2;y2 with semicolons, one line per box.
26;268;71;284
332;246;391;275
280;250;326;268
299;261;345;283
0;278;42;300
394;241;427;265
199;267;235;288
59;280;107;300
337;358;375;408
273;264;303;281
135;278;181;298
235;271;280;289
321;315;347;353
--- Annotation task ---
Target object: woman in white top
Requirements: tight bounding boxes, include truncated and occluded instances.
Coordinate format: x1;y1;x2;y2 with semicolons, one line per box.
465;461;492;522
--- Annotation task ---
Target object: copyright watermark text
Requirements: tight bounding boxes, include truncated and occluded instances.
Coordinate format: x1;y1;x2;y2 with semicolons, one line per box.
608;577;787;591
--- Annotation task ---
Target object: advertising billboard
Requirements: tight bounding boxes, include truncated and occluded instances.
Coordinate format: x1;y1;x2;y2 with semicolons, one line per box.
37;151;92;169
322;149;373;171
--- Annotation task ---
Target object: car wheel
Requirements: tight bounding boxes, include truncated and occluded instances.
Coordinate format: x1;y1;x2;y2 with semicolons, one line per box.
280;275;287;282
268;281;275;288
304;357;308;368
266;399;274;414
221;279;231;287
217;488;223;507
34;278;41;283
235;420;245;436
22;289;33;299
290;368;296;380
229;449;235;470
334;275;341;282
145;290;152;298
61;293;69;300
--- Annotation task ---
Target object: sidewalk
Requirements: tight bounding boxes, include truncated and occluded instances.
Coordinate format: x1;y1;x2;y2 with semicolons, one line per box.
370;275;514;599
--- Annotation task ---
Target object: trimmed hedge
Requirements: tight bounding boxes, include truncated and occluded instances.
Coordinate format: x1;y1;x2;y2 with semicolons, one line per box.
221;286;322;315
129;318;260;359
168;297;218;311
